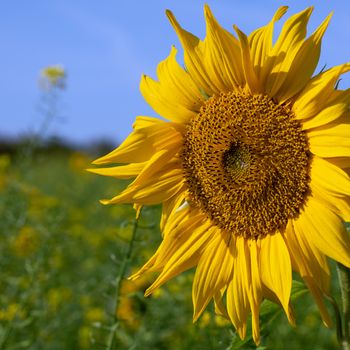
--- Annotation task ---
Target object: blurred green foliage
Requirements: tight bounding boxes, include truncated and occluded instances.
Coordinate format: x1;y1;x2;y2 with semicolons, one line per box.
0;148;340;349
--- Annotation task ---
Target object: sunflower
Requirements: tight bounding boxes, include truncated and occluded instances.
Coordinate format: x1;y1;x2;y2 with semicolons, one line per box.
90;5;350;344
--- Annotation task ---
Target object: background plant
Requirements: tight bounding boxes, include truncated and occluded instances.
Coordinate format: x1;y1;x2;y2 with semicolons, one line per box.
0;64;346;349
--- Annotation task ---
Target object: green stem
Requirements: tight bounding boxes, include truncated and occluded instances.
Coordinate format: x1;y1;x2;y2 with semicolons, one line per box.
325;294;343;344
106;211;141;350
337;262;350;350
0;320;13;350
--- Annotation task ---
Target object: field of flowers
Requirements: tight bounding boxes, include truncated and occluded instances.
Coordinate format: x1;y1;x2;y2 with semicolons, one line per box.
0;145;340;349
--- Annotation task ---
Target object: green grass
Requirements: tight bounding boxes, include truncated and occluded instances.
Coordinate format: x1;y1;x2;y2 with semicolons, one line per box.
0;149;340;349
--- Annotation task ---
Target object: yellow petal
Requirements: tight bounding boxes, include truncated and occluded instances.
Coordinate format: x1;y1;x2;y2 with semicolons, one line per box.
146;254;199;297
153;210;209;267
101;168;184;205
160;192;187;233
132;116;162;129
296;197;350;267
248;6;288;82
248;239;262;345
86;162;146;179
329;197;350;222
145;221;215;295
214;289;229;319
192;231;234;321
226;238;249;340
287;221;330;294
90;147;179;180
130;149;179;189
129;206;198;280
308;122;350;158
162;200;193;237
133;203;143;219
294;63;350;120
140;47;203;124
225;238;262;344
93;121;183;164
326;156;350;169
265;7;313;96
311;182;350;222
311;156;350;197
260;233;291;316
285;221;332;327
276;13;332;102
131;209;206;281
203;5;245;89
129;254;159;281
260;282;295;326
302;90;350;130
157;47;204;108
140;75;196;123
234;25;261;93
166;10;218;96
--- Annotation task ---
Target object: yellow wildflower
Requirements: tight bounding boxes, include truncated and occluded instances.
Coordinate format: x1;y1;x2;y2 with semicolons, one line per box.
39;64;66;89
13;226;39;257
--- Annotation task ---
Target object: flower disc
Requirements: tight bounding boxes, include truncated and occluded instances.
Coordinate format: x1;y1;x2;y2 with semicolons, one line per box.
182;91;311;238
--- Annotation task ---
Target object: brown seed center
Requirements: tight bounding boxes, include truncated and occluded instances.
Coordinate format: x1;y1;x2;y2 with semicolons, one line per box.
181;91;311;238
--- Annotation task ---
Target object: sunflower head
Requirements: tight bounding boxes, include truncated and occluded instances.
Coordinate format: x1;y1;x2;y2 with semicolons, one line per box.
182;91;311;238
90;5;350;345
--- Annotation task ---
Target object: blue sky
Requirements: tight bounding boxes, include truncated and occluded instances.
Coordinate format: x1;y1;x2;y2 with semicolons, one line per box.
1;0;349;145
